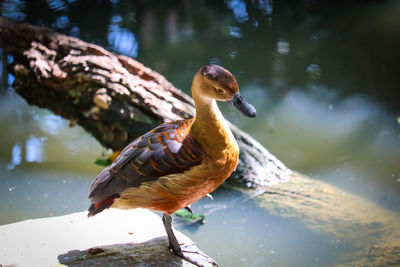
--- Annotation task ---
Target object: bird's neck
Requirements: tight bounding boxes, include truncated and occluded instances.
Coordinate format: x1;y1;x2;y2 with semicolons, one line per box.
190;79;237;157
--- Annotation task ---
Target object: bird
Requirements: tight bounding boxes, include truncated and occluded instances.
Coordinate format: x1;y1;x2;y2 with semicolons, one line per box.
87;64;256;266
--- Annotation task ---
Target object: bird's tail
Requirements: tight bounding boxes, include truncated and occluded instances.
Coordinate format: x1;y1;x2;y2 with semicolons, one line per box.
87;195;118;217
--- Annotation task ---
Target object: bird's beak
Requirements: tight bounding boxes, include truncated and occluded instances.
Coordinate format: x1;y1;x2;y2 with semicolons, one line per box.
227;92;257;118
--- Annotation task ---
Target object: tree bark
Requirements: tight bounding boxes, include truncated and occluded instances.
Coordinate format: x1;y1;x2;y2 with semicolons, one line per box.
1;18;399;266
0;17;290;188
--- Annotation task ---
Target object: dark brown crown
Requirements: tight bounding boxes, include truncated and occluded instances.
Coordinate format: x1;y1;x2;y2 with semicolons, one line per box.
199;65;239;94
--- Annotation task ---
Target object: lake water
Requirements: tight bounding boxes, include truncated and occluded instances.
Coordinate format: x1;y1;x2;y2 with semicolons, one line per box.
1;1;399;266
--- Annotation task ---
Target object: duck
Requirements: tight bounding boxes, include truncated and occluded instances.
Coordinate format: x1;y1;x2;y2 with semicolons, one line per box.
87;64;256;266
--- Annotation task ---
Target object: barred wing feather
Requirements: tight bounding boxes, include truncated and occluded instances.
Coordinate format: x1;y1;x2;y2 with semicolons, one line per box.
88;119;203;204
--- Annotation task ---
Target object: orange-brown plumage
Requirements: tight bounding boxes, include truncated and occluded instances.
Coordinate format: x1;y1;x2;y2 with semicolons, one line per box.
87;64;256;266
88;65;255;217
107;108;240;214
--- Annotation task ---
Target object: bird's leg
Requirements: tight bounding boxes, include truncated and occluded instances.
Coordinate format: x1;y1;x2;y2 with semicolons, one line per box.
162;213;218;267
162;213;182;255
184;205;193;215
204;193;213;200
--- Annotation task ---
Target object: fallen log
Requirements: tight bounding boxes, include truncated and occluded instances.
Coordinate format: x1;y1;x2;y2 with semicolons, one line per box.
0;17;291;189
1;18;399;266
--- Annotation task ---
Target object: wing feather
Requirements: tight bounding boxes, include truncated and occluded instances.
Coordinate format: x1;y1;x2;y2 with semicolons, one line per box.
89;119;203;204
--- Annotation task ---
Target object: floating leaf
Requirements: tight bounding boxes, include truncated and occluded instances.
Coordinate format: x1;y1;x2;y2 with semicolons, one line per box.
94;158;112;167
174;208;205;223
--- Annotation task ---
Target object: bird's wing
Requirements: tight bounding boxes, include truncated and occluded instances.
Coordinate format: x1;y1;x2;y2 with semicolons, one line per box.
88;119;204;204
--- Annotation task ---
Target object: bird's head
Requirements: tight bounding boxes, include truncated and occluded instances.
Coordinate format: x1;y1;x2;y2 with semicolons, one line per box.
194;64;256;118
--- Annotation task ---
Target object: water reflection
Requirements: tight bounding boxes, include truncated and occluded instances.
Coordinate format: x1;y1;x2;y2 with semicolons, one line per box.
7;143;21;170
25;135;45;163
229;26;243;38
257;0;273;16
36;113;65;135
0;91;104;174
306;64;321;81
46;0;68;12
1;0;26;21
226;0;249;23
276;40;290;55
52;15;69;29
108;16;138;58
239;85;400;211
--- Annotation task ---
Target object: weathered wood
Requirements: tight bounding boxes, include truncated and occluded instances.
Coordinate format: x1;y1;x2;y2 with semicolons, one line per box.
0;209;206;267
0;17;291;188
0;17;194;149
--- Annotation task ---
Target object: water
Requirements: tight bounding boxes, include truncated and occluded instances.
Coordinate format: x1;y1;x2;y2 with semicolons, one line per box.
175;188;354;266
1;1;400;266
0;90;104;225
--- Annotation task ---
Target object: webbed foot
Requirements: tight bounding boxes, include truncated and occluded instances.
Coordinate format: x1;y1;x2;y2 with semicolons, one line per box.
171;242;218;267
162;213;218;267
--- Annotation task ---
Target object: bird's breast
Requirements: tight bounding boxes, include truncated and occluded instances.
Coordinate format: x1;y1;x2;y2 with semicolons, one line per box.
112;146;239;215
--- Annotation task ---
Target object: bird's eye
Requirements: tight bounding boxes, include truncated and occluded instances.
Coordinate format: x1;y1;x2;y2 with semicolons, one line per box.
216;88;224;93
